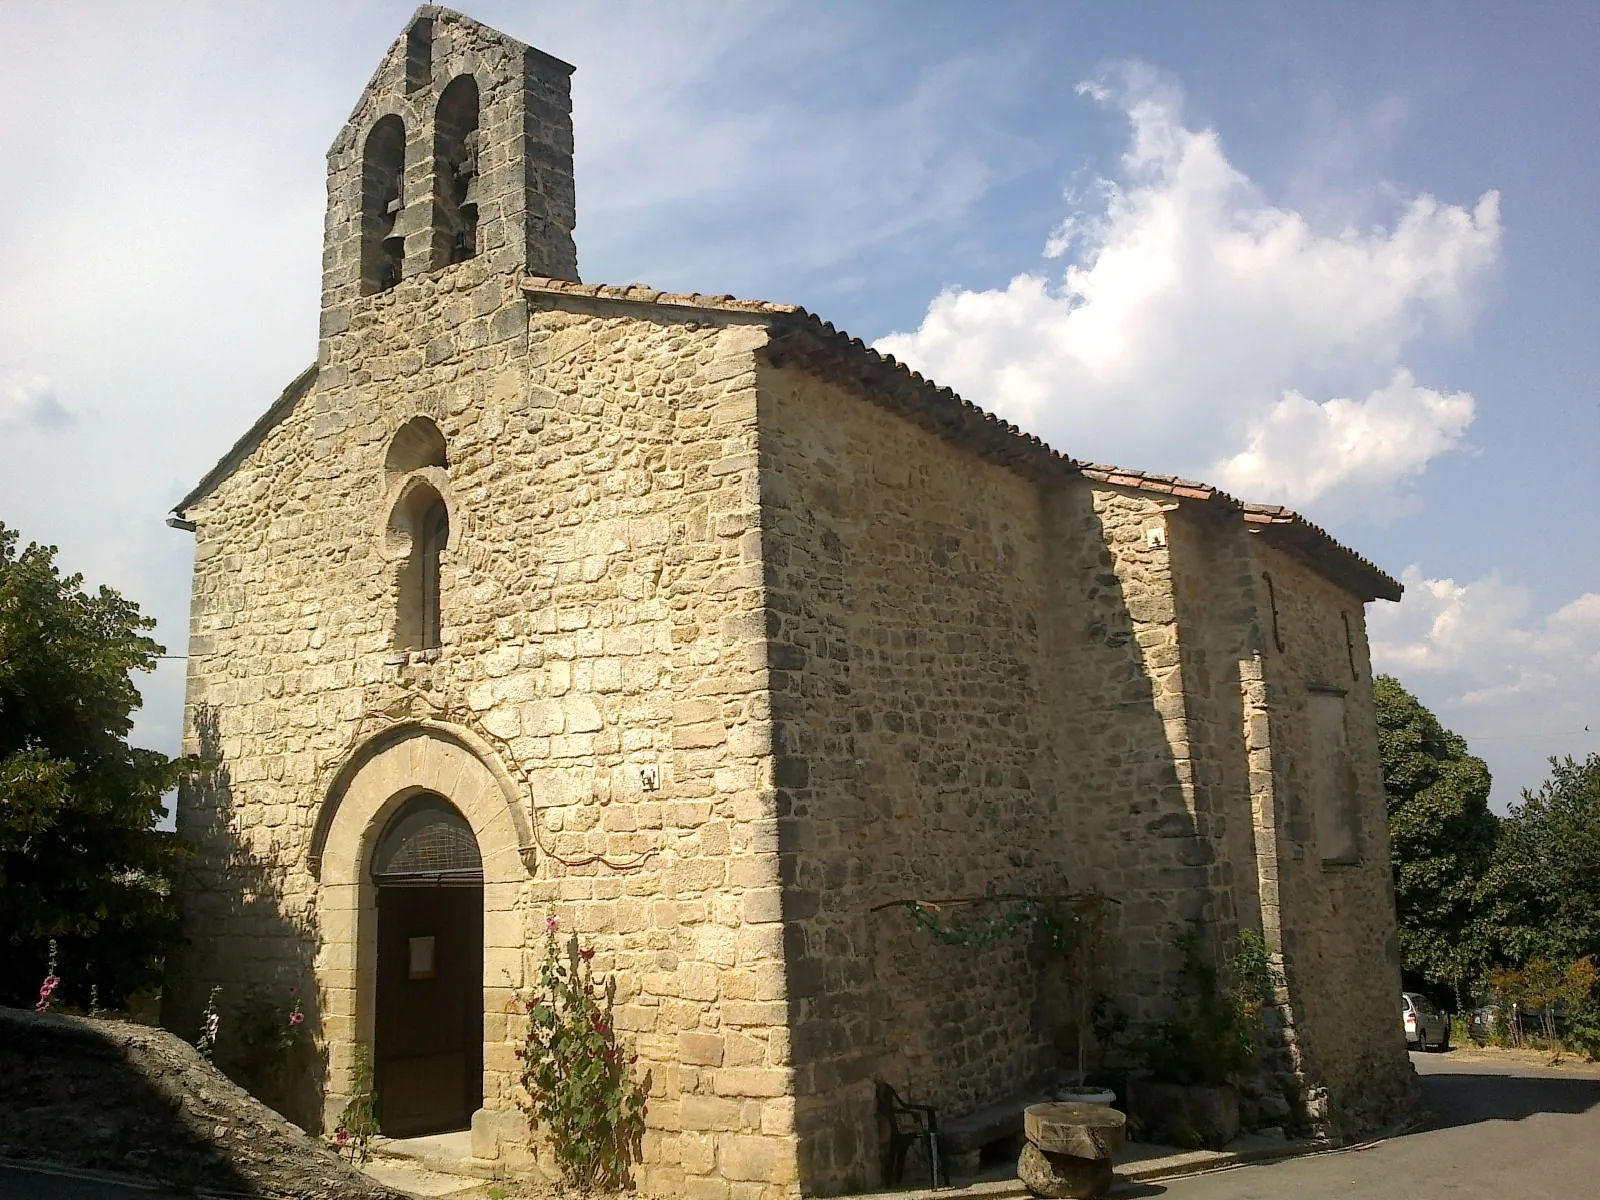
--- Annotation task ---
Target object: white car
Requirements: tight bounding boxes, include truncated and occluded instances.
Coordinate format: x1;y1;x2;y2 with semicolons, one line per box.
1403;992;1451;1051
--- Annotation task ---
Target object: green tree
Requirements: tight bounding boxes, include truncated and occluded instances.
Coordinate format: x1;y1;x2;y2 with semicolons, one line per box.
1375;674;1499;1008
0;522;195;1007
1488;753;1600;966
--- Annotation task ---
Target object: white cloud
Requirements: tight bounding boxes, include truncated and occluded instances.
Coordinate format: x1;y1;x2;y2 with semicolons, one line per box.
876;62;1501;519
1212;370;1474;518
0;367;72;431
1371;568;1600;808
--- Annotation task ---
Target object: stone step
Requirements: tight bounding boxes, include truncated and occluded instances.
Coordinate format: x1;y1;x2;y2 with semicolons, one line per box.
368;1131;502;1181
361;1155;488;1198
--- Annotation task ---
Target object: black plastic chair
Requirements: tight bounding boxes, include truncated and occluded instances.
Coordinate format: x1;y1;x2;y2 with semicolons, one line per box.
876;1080;945;1189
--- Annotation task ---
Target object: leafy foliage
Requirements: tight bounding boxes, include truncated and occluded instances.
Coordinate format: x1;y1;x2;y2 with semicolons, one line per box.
1486;754;1600;967
1139;925;1276;1087
227;986;311;1107
517;918;649;1191
1040;890;1115;1082
0;522;199;1007
333;1044;380;1163
1374;674;1499;1007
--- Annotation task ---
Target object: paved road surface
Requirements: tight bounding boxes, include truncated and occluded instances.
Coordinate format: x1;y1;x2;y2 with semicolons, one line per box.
0;1164;188;1199
3;1050;1597;1198
1141;1050;1600;1200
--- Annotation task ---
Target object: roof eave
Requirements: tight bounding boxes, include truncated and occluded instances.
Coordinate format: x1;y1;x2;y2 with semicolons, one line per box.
172;363;319;520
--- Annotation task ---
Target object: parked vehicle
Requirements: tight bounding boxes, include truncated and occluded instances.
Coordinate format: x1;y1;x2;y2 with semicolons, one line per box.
1468;998;1567;1044
1468;1003;1500;1044
1403;992;1450;1051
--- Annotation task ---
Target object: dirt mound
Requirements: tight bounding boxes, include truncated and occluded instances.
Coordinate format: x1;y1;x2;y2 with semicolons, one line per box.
0;1006;404;1198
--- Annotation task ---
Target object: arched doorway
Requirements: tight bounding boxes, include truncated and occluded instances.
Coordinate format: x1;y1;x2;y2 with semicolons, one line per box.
370;792;484;1136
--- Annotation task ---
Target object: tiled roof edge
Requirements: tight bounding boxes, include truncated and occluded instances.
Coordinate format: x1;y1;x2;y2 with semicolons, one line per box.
173;363;320;517
1243;504;1403;602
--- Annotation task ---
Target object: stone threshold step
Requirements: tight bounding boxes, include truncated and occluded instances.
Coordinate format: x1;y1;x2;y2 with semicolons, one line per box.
368;1131;504;1181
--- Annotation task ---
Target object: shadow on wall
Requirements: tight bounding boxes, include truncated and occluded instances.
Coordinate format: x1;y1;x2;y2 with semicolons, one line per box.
764;457;1220;1195
164;704;327;1131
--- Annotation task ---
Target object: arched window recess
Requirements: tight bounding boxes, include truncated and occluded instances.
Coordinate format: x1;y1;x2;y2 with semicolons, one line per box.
385;415;448;485
388;481;450;653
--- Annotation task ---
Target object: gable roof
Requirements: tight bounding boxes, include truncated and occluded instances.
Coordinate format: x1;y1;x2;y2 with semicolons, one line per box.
521;277;1403;603
173;280;1400;604
172;363;318;517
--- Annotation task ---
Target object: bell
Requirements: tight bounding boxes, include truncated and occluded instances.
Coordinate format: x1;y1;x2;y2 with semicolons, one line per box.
383;201;410;243
462;175;479;209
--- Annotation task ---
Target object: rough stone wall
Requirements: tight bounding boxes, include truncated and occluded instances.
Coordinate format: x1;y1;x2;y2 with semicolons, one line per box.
1244;544;1416;1136
171;289;800;1198
756;357;1274;1193
1045;488;1238;1014
759;361;1061;1194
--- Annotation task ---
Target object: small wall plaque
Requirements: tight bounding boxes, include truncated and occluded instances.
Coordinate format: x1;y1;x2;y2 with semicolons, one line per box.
408;935;436;980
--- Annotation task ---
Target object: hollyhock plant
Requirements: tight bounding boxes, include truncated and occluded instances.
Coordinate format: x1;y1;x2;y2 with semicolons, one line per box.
35;939;60;1013
516;915;648;1190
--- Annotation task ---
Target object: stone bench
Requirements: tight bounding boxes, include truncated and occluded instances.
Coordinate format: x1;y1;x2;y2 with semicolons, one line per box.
938;1087;1055;1175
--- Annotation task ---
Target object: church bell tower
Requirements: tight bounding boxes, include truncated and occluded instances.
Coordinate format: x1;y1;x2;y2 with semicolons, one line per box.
318;6;578;339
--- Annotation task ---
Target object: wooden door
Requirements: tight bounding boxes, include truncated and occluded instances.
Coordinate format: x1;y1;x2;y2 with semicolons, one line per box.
374;883;484;1136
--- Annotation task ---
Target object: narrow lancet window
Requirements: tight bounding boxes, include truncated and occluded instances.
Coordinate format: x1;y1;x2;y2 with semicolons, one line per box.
432;75;481;268
361;115;407;295
419;496;448;650
392;484;449;651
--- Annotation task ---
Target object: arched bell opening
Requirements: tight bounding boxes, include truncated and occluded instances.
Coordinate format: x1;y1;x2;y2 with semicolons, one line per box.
370;792;484;1137
360;115;407;295
431;75;480;269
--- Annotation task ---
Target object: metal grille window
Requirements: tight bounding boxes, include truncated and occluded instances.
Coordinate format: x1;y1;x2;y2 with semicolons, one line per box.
372;793;482;885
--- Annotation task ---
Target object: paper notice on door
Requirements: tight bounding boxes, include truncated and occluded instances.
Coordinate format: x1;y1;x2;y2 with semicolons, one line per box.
408;935;436;980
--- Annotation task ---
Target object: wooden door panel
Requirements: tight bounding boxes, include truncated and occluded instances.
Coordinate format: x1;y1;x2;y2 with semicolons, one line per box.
375;885;483;1136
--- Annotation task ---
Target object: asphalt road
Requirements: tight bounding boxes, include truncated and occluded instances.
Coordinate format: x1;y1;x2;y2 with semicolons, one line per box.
2;1050;1597;1198
1138;1049;1600;1200
0;1164;189;1199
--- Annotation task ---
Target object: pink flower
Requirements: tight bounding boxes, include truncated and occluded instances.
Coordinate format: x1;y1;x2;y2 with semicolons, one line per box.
35;975;61;1013
579;947;595;962
336;1130;351;1145
288;1010;305;1026
545;915;560;934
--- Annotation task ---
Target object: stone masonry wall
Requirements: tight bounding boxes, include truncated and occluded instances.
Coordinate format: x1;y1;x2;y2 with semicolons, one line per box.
756;354;1275;1192
1044;489;1239;1014
172;285;801;1199
759;360;1060;1194
1245;544;1416;1137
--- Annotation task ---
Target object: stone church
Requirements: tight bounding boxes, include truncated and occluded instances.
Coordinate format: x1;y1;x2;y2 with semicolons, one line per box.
167;7;1418;1195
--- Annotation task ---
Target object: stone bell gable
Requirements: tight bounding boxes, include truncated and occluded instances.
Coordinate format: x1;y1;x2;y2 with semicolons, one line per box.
167;10;1420;1200
320;4;578;333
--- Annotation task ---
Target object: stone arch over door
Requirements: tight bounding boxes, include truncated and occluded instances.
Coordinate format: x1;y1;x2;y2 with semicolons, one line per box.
313;722;532;1133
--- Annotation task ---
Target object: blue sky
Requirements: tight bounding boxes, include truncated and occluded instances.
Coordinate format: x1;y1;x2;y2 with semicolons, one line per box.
1;1;1595;810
